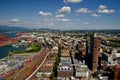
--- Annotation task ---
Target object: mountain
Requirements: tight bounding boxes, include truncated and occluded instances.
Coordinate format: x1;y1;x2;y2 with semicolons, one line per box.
29;28;60;32
0;26;28;31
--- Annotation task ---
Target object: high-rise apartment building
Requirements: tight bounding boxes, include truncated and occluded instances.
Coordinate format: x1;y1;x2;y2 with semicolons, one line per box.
92;37;100;71
85;33;100;71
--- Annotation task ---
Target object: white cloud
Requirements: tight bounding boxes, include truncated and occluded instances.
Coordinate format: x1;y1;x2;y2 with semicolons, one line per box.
64;0;83;3
98;5;115;14
75;19;80;21
57;18;70;22
98;9;115;13
0;20;6;25
58;6;71;14
99;5;107;9
56;14;65;18
75;8;92;13
10;19;20;23
91;13;100;17
0;19;21;26
84;22;89;25
69;23;73;25
39;11;52;16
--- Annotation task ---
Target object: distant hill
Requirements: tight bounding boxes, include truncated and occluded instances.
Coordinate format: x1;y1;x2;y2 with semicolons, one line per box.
39;28;60;31
0;26;119;32
29;28;60;31
66;29;120;33
0;26;60;32
0;26;28;31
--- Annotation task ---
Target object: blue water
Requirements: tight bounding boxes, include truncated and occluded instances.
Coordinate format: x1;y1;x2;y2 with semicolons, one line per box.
2;32;17;38
0;45;27;59
0;32;26;59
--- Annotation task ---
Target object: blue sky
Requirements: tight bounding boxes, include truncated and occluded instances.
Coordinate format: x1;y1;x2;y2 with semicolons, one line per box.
0;0;120;30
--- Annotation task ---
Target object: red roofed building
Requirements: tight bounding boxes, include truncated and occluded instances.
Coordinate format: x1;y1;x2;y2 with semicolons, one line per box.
0;36;9;41
114;65;120;80
0;36;9;45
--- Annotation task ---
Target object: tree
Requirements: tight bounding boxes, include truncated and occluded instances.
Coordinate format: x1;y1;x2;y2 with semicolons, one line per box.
50;73;54;79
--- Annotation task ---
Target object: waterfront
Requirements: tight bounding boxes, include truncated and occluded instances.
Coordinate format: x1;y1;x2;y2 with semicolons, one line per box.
0;32;16;38
0;32;24;59
4;32;16;38
0;45;27;59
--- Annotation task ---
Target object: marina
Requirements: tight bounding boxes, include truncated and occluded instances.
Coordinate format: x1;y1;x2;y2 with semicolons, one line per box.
0;32;27;59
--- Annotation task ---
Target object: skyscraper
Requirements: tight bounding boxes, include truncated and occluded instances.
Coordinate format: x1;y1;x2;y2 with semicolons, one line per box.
85;33;100;71
92;37;100;71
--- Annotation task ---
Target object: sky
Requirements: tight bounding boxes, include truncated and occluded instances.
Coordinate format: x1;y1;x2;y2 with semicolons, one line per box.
0;0;120;30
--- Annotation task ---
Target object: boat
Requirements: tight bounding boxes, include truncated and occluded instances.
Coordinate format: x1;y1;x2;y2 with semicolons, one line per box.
12;44;19;48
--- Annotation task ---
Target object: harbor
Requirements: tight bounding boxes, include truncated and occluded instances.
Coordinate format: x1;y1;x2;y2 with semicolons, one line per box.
0;32;26;59
0;45;27;59
0;31;43;79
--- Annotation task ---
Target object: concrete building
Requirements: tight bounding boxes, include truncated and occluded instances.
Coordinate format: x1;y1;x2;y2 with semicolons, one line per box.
35;72;51;80
57;57;74;79
75;65;89;78
61;50;70;57
72;58;89;80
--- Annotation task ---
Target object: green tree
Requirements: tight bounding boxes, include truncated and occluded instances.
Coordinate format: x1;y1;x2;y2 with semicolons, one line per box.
50;73;54;79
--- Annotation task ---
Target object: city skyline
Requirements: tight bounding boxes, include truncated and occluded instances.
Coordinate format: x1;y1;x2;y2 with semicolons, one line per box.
0;0;120;30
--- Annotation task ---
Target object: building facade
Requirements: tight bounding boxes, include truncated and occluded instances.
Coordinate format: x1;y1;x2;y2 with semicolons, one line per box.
85;33;100;71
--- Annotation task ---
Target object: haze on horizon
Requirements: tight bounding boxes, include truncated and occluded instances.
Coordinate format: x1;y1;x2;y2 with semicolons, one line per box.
0;0;120;30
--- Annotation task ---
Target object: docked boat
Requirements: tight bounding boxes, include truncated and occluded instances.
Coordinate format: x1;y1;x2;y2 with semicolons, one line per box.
12;44;19;48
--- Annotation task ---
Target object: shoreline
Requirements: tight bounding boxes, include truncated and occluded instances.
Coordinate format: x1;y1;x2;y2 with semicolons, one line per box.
0;43;8;47
0;45;27;60
0;44;41;60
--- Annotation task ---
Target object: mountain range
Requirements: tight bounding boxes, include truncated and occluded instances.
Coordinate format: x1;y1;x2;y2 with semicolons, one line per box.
0;26;28;31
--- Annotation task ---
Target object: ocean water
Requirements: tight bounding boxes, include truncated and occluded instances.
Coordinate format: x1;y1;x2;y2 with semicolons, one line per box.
0;32;26;59
2;32;17;38
0;45;26;59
